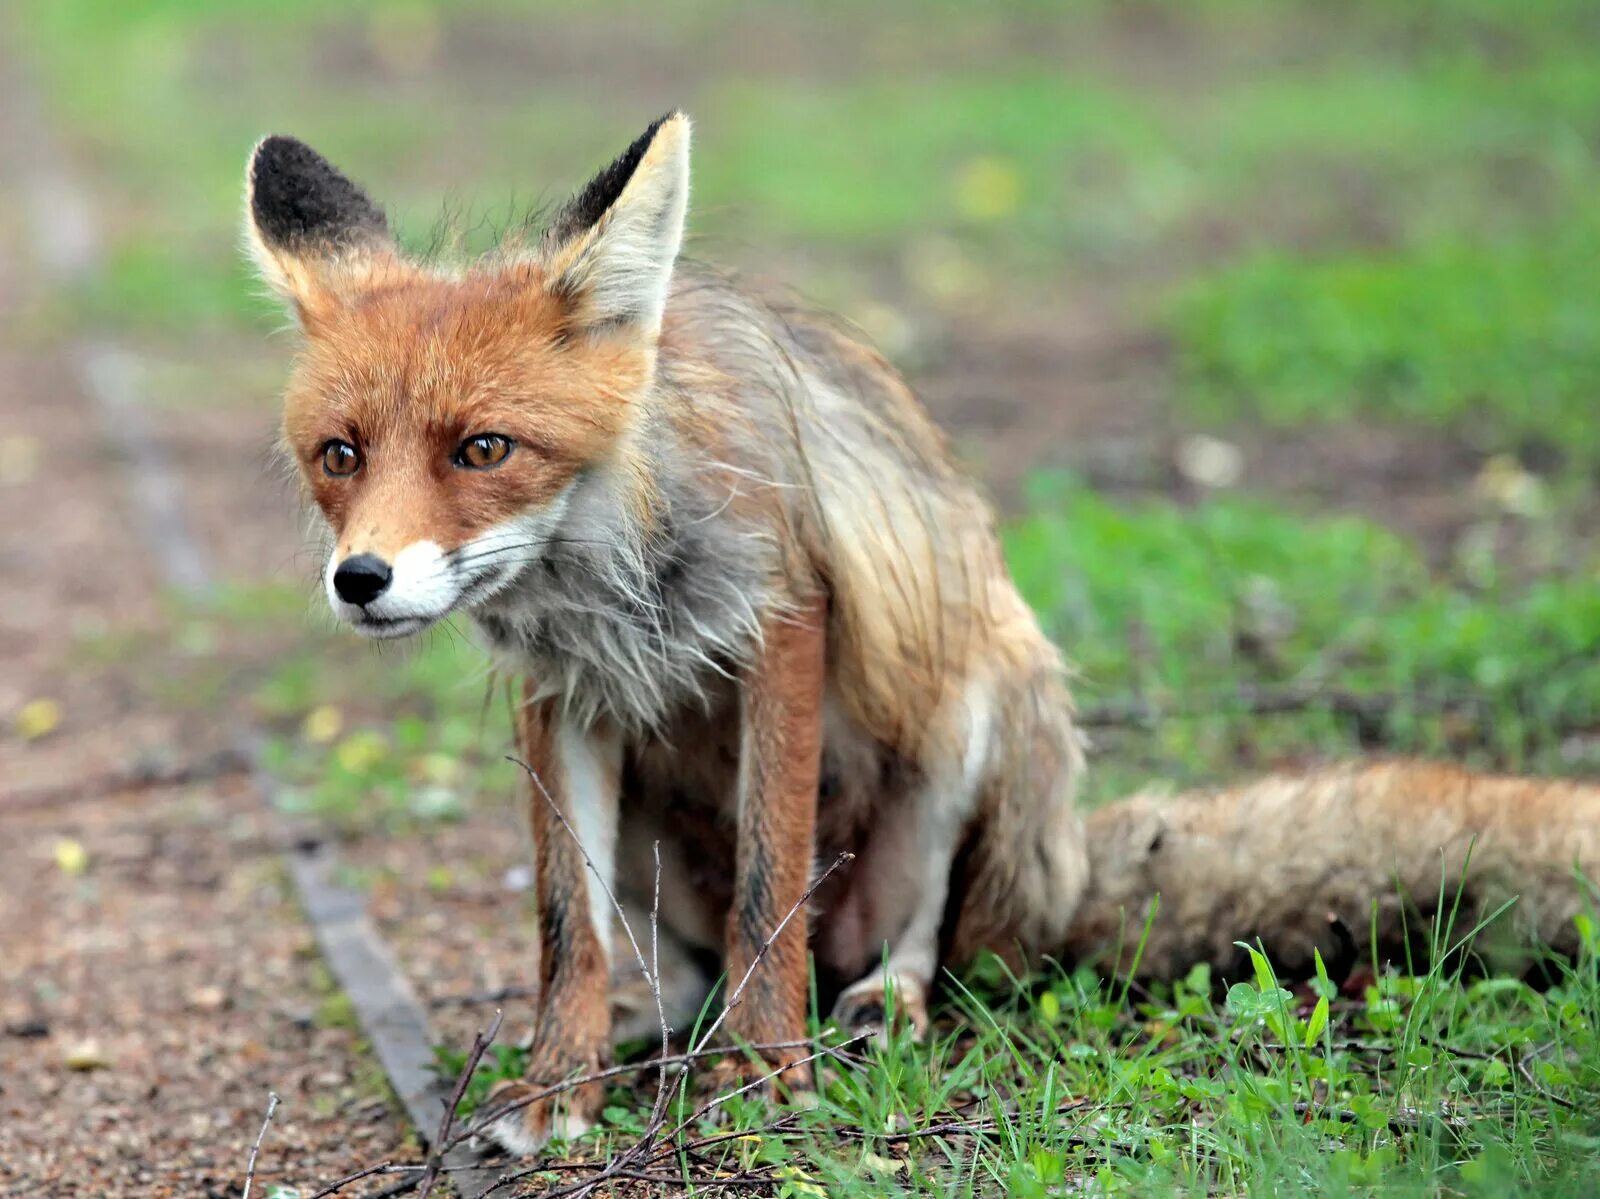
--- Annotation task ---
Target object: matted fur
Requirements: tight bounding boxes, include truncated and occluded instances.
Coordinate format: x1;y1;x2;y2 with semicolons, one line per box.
1070;761;1600;982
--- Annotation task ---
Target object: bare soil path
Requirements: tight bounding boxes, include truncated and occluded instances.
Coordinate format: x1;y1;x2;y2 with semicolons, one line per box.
0;83;419;1199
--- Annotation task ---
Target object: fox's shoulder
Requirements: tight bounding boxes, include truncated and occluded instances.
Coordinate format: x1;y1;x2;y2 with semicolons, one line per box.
659;268;951;462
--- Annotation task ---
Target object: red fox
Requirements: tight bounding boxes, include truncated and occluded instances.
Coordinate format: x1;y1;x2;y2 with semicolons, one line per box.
246;114;1600;1155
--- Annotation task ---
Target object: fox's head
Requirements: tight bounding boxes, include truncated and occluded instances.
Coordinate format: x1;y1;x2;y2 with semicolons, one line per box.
245;114;690;638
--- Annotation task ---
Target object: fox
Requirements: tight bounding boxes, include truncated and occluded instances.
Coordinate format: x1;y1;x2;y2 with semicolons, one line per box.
246;113;1600;1156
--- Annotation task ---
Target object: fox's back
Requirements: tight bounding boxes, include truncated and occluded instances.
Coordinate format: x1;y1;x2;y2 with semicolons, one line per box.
659;270;1063;758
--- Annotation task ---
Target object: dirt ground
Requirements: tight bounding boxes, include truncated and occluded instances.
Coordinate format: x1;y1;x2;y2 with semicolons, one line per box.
0;190;420;1194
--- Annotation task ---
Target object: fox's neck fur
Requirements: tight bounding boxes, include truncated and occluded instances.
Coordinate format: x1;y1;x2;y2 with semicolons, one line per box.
470;325;778;731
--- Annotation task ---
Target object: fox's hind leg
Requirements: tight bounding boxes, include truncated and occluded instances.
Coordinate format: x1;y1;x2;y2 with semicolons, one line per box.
831;685;993;1041
609;826;722;1044
830;801;965;1041
608;903;716;1044
484;689;621;1157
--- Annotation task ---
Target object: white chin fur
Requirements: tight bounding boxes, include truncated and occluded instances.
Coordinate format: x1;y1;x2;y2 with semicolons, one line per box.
347;614;435;640
324;513;563;637
325;540;460;635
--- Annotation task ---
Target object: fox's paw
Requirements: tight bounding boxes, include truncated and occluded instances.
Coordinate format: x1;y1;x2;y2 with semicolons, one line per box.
831;974;930;1045
477;1074;600;1158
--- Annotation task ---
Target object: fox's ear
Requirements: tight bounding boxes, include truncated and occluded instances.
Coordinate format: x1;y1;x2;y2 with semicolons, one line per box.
244;135;395;328
542;112;690;339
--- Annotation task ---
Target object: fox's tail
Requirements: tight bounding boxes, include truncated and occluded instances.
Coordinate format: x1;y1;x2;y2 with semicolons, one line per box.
1064;760;1600;983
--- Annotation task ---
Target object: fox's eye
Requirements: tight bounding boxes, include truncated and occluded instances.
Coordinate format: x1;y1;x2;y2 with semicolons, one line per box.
455;434;514;470
321;440;361;477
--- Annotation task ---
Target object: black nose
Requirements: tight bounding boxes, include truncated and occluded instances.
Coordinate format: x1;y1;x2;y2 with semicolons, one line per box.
333;554;392;606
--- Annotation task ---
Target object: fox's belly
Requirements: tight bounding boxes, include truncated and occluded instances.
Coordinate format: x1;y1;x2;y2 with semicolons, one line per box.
613;693;926;991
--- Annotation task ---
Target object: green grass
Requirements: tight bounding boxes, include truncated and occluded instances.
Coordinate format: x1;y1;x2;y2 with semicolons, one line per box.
21;0;1600;340
1169;216;1600;464
253;621;514;833
431;913;1600;1196
1005;476;1600;797
250;474;1600;821
254;478;1596;806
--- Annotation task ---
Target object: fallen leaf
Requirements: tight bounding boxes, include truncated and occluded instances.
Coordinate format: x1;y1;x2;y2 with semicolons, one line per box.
16;698;62;741
0;435;39;484
53;838;89;877
64;1040;110;1071
302;704;344;744
1176;434;1244;489
954;155;1023;221
413;751;459;784
188;985;228;1012
335;730;387;772
1474;454;1547;518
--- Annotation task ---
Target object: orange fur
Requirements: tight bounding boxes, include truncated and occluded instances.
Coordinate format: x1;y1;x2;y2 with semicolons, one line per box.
724;593;827;1082
1071;761;1600;983
282;267;654;562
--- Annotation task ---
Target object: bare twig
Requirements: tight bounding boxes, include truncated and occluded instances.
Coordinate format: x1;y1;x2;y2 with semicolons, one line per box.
1517;1045;1580;1112
643;1110;807;1166
660;1032;873;1148
472;758;676;1199
534;852;854;1193
241;1092;280;1199
417;1010;503;1199
1292;1101;1468;1134
635;840;676;1150
448;1039;819;1155
303;1163;421;1199
464;785;855;1199
430;984;537;1008
688;851;853;1058
509;754;660;1020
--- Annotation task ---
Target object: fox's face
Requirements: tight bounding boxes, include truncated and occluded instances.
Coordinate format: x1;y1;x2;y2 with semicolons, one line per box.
246;117;690;637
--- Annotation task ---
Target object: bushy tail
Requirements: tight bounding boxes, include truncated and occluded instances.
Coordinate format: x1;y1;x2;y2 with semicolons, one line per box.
1065;760;1600;983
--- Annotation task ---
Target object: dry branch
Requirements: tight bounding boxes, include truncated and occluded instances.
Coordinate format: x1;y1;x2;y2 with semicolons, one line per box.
417;1010;503;1199
241;1092;280;1199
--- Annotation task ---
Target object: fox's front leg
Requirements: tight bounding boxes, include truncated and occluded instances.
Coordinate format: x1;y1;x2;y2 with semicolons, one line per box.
719;594;826;1089
485;688;620;1156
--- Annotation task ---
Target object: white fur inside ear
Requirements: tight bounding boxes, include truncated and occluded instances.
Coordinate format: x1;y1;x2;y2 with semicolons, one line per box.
559;116;691;337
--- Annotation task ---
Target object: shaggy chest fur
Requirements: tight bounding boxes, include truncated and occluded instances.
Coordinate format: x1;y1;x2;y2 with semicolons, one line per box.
471;470;775;732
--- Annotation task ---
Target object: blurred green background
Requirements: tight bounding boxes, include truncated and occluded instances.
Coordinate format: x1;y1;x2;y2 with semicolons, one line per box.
11;0;1600;813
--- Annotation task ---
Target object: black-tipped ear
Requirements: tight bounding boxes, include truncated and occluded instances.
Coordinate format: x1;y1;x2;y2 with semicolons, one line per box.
248;135;387;251
548;113;673;247
244;136;396;326
542;112;691;338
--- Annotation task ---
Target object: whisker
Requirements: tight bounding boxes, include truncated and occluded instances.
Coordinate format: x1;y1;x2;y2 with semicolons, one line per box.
447;536;617;571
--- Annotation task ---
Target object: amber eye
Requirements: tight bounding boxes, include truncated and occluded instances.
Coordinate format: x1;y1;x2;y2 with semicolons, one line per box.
455;433;514;470
321;440;361;477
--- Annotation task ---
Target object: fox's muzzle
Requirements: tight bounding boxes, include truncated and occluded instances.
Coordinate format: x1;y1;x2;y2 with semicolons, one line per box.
331;553;392;606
